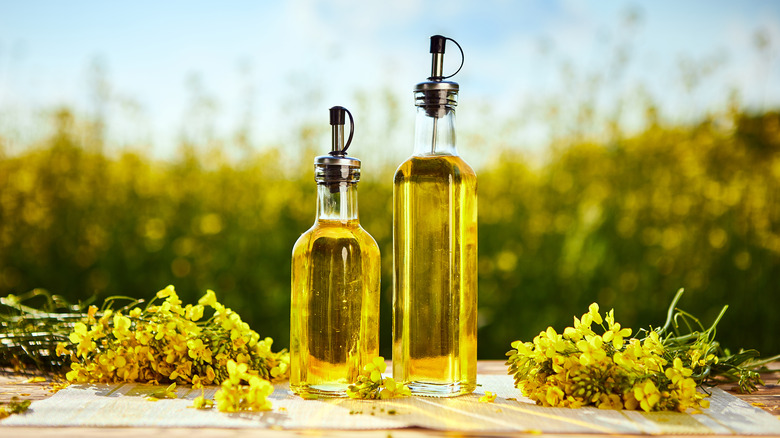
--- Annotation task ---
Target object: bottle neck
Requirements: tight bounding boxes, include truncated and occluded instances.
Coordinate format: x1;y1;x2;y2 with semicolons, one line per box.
316;182;359;223
413;106;457;156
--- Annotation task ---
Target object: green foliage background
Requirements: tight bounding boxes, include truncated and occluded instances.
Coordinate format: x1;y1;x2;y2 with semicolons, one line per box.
1;105;779;359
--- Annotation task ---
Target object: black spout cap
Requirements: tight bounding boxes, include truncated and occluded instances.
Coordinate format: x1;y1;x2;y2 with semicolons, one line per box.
430;35;446;54
329;106;346;125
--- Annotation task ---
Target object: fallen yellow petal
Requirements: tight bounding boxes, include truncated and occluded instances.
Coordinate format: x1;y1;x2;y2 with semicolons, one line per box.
479;391;498;403
24;377;47;383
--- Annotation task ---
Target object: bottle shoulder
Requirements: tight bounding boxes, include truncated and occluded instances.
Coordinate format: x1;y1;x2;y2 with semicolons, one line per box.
293;221;379;254
355;225;380;253
394;154;477;183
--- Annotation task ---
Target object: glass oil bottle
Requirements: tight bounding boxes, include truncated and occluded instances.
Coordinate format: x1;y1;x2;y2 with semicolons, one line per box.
393;35;477;397
290;106;381;398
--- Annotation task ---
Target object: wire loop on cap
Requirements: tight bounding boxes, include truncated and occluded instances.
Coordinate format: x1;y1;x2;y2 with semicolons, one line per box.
342;107;354;154
428;37;464;81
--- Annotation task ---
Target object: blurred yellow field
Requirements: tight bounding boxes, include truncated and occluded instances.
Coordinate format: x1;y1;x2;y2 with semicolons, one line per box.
1;107;777;359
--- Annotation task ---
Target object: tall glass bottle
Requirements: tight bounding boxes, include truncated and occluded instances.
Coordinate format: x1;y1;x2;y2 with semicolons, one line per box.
291;106;381;398
393;36;477;396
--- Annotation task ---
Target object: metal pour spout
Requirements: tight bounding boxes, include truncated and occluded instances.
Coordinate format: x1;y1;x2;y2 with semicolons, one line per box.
315;106;360;192
330;106;347;156
414;35;463;153
429;36;445;154
429;35;447;80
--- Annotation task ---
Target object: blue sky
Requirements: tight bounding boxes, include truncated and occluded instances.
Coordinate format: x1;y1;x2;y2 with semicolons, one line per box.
1;1;778;162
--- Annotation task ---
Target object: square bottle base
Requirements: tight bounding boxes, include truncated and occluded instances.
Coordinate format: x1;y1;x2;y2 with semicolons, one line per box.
290;383;350;398
406;381;476;397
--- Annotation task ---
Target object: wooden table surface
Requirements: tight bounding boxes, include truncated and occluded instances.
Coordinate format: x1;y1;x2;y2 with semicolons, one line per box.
1;361;778;437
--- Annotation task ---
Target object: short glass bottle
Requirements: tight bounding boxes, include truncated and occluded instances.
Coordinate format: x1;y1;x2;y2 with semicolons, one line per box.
290;106;381;398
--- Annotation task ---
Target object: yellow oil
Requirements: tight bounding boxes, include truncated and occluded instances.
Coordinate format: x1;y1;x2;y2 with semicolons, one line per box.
290;219;380;397
392;154;478;396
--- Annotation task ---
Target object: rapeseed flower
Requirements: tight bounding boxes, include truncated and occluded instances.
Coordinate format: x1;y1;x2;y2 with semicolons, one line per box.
347;356;411;400
379;377;412;399
215;360;273;412
187;338;212;363
56;286;288;413
506;291;721;412
632;380;661;412
602;310;632;349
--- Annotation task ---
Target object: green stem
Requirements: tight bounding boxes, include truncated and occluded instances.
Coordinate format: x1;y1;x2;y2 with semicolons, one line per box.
743;353;780;369
102;296;145;313
659;288;685;336
706;305;728;334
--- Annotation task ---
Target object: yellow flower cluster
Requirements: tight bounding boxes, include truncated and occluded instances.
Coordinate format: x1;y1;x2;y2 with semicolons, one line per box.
213;360;274;412
56;286;289;412
346;357;411;400
506;303;710;412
